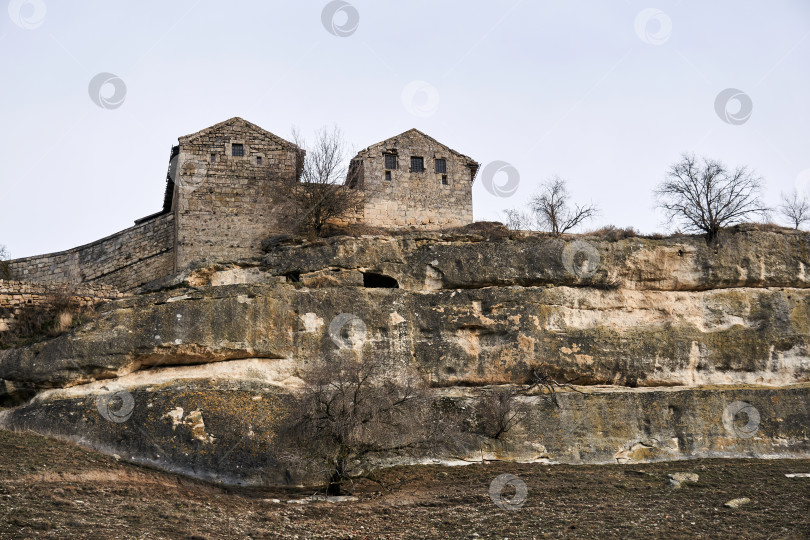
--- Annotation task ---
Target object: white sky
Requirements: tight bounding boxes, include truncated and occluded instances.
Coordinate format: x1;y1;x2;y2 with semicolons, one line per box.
1;0;809;258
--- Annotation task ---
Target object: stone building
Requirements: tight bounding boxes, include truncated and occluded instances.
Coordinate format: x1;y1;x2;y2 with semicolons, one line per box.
5;118;478;291
348;129;479;228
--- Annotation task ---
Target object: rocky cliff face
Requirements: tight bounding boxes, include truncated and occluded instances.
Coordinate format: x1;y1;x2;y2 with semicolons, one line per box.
1;226;809;485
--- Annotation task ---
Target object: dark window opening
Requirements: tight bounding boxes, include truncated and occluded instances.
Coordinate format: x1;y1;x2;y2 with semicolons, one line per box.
256;156;263;165
232;143;244;157
384;153;398;170
285;271;301;283
385;170;392;181
441;174;448;185
210;153;216;163
410;156;424;173
435;158;446;174
362;272;399;288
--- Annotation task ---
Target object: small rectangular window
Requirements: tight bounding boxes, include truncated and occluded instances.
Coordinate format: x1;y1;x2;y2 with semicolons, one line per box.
256;156;263;165
442;174;448;185
210;153;216;163
410;156;424;173
435;158;446;174
384;153;397;170
385;170;392;181
232;143;244;157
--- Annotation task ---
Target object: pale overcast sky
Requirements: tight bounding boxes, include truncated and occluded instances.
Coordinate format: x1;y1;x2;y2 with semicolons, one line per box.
1;0;809;258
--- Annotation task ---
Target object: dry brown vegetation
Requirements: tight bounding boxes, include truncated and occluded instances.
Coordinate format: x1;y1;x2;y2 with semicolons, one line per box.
1;429;809;539
0;288;93;349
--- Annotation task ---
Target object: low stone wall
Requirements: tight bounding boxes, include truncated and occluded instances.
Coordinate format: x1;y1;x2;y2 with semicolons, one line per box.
0;280;126;332
5;214;175;292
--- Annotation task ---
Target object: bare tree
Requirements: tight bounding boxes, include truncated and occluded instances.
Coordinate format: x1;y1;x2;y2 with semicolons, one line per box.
474;386;528;439
502;209;536;231
0;245;11;280
655;154;769;240
779;189;810;230
530;177;598;235
285;126;363;236
278;355;465;494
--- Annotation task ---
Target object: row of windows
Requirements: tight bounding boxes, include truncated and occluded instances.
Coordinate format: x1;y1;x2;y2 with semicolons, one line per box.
384;153;446;174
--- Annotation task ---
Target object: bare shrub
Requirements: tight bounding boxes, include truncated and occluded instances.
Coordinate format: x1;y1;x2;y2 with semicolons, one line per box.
779;190;810;230
474;386;528;439
523;366;585;408
278;355;466;494
281;126;363;237
502;209;536;231
0;245;11;280
447;221;512;240
655;153;770;241
588;225;638;241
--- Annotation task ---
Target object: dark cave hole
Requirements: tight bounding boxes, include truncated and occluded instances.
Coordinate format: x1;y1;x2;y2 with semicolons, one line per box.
362;272;399;288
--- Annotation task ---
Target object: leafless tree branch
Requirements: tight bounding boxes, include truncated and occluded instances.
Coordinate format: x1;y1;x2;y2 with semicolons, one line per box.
655;153;770;240
779;189;810;230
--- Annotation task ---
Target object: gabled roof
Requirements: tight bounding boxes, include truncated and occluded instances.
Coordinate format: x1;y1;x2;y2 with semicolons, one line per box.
178;117;299;150
356;128;480;181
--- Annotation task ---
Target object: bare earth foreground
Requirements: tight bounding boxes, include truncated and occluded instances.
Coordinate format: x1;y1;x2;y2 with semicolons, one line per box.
1;430;809;539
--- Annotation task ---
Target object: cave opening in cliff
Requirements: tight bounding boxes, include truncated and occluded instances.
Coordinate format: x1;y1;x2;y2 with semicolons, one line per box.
362;272;399;288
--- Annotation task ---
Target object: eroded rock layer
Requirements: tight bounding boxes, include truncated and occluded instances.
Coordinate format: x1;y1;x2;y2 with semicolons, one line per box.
1;227;809;484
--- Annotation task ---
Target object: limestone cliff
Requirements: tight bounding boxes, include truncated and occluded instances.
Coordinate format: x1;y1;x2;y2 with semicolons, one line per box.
1;225;809;485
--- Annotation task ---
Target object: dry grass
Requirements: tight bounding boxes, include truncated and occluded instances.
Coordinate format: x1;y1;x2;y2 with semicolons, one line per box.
0;287;94;349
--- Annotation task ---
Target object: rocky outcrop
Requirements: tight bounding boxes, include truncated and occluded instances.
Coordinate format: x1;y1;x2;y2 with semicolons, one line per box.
1;227;809;485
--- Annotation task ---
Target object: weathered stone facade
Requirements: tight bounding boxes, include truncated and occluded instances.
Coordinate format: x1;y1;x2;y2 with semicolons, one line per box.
4;119;478;291
349;129;479;228
172;118;301;268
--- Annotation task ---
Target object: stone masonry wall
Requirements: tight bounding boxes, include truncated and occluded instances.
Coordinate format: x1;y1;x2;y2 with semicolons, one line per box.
174;119;300;268
5;213;175;292
0;280;126;332
352;130;476;229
